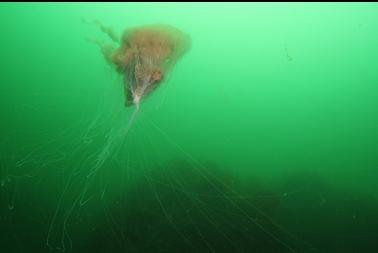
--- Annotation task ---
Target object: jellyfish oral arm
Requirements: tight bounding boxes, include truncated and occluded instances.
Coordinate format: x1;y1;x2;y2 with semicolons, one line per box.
132;78;151;107
133;95;141;109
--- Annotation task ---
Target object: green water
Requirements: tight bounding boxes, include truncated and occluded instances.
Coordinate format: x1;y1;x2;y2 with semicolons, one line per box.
1;3;378;253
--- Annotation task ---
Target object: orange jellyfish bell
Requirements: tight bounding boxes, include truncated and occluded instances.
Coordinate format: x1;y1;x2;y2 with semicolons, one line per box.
107;24;191;107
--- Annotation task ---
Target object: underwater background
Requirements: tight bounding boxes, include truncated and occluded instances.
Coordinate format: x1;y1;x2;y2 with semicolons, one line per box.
1;2;378;253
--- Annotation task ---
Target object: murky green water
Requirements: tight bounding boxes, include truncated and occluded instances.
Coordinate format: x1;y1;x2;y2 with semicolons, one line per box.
1;3;378;253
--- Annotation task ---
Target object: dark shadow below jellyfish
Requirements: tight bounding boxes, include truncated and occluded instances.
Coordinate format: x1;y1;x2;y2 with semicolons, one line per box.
82;160;308;253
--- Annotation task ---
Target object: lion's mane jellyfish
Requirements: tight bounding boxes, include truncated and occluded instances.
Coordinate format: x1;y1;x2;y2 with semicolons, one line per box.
114;25;190;109
86;22;191;135
95;22;191;109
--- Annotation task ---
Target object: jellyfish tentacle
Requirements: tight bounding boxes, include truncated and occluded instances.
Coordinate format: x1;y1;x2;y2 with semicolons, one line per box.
82;18;119;44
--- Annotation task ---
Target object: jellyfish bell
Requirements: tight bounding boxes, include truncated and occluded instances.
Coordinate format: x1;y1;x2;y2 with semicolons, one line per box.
109;24;191;108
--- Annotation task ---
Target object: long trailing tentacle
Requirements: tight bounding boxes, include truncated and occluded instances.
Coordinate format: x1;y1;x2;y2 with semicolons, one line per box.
82;18;120;44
